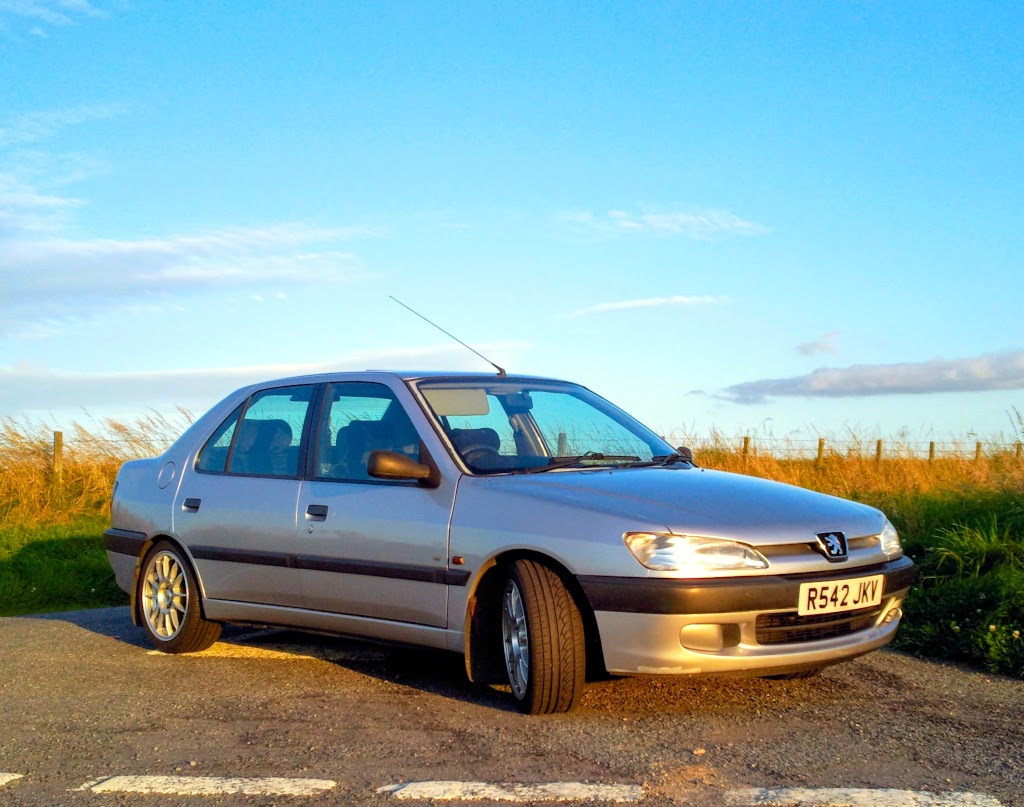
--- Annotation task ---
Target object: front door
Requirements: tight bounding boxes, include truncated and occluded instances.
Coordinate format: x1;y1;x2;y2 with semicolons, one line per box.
296;381;456;627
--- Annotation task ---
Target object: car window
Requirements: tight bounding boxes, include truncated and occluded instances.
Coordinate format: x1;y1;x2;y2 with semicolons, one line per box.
203;385;316;477
528;391;655;460
196;404;244;473
418;380;672;473
315;382;422;482
444;394;517;454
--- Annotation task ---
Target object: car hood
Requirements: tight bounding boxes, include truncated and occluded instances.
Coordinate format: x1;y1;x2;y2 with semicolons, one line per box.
482;466;884;545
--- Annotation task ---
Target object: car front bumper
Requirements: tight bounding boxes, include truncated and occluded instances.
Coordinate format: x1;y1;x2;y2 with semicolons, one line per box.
580;556;913;676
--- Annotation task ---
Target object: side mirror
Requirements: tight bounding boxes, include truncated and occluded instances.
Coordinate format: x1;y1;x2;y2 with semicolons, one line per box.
368;450;438;487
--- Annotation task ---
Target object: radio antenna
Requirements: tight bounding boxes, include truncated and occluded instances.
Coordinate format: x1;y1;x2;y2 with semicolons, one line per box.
390;296;507;377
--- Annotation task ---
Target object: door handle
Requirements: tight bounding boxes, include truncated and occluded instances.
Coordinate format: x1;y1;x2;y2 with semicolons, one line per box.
305;504;329;521
182;497;201;512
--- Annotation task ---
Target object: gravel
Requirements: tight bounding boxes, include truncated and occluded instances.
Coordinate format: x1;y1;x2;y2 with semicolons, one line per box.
1;607;1021;806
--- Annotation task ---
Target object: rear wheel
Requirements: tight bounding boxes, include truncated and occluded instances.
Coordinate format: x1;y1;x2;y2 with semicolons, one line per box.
501;559;585;714
137;541;221;653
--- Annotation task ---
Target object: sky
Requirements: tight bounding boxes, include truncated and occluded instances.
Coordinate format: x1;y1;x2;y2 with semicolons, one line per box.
1;1;1022;448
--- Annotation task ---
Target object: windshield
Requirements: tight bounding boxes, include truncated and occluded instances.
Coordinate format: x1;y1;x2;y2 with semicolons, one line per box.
415;378;677;474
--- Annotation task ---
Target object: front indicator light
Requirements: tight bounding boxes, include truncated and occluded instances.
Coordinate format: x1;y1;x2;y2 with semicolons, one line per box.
623;532;769;573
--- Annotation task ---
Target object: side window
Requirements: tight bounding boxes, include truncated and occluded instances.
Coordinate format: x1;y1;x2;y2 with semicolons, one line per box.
315;382;421;482
225;385;316;477
196;404;244;473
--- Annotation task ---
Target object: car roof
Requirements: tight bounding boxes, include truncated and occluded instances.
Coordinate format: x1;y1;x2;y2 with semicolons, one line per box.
243;370;569;388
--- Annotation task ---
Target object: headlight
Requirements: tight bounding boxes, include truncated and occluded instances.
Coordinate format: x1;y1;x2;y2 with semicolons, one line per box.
880;519;902;558
623;532;769;573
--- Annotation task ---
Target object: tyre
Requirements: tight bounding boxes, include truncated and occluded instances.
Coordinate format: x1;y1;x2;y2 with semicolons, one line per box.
137;541;221;653
501;559;586;714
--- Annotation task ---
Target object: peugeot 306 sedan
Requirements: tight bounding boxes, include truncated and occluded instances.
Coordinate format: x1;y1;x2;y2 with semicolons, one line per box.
106;371;914;713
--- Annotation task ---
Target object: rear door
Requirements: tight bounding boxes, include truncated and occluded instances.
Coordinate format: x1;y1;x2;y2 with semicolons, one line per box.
174;383;317;608
296;380;457;627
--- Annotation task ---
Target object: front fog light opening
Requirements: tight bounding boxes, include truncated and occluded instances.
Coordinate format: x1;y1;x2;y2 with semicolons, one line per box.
679;623;742;652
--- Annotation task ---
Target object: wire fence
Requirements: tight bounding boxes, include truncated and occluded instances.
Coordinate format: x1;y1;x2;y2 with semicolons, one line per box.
677;435;1024;462
34;431;1024;474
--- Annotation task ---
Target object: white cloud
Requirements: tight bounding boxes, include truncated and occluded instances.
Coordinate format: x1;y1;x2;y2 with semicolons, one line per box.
0;107;120;234
0;104;124;149
796;331;841;357
0;106;386;340
561;208;769;239
0;0;104;32
566;295;728;318
0;170;85;234
0;223;382;337
720;350;1024;404
0;341;530;414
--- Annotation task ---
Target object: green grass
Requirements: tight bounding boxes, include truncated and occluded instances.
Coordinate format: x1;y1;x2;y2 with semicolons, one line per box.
0;515;128;617
867;488;1024;677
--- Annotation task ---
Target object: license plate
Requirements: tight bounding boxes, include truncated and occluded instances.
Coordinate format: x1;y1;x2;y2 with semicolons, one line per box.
797;574;884;616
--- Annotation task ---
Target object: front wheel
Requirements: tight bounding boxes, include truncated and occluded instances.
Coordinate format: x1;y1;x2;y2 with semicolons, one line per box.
137;541;221;653
501;559;586;714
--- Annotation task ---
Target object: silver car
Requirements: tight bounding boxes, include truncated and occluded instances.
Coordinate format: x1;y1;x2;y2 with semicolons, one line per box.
105;371;913;714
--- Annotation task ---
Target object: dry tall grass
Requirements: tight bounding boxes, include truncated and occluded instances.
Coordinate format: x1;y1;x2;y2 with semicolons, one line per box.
0;412;191;527
688;433;1024;500
1;415;1023;527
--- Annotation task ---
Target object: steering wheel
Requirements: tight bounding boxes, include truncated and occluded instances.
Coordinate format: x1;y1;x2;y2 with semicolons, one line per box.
462;445;501;468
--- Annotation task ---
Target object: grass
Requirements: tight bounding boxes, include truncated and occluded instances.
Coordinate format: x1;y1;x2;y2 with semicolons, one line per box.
0;516;127;616
0;412;187;616
1;414;1022;676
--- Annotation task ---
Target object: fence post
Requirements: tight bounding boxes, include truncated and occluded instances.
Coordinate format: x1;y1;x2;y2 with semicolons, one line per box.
975;441;983;462
742;436;750;459
556;432;568;457
929;442;936;463
52;430;64;498
875;439;883;464
816;437;825;469
1017;442;1023;459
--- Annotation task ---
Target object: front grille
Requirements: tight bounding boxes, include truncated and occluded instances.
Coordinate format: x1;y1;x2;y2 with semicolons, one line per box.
755;606;882;645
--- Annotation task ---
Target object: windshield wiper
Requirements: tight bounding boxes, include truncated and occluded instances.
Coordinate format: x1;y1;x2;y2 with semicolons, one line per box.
649;450;696;467
512;451;642;474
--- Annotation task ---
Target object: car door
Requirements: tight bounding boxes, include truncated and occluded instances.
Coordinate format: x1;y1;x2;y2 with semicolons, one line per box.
173;383;316;609
296;380;456;628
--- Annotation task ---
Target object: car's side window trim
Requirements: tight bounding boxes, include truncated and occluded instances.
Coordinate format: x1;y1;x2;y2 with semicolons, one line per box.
222;395;254;475
302;383;329;480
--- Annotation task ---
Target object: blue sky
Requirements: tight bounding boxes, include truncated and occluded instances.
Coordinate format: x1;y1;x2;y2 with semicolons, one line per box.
1;1;1022;445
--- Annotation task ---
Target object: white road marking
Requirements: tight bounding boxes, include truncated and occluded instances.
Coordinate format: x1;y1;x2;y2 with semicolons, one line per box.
379;781;644;802
726;788;1003;806
80;775;337;796
0;773;24;787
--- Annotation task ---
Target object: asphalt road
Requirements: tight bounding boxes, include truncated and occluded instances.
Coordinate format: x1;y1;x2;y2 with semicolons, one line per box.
1;607;1021;806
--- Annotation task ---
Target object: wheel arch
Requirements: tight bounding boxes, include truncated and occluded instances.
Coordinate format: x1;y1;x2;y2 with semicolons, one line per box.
463;549;605;685
131;534;210;626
